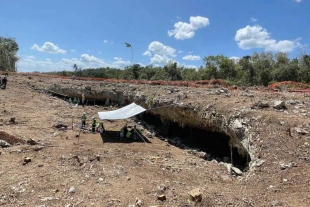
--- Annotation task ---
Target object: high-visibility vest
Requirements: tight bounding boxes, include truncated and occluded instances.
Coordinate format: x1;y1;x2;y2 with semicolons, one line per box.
82;115;86;120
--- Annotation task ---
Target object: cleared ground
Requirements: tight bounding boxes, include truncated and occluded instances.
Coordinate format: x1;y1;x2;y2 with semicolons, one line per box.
0;75;310;206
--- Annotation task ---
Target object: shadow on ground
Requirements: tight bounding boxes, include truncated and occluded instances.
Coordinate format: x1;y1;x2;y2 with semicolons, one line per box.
99;130;151;144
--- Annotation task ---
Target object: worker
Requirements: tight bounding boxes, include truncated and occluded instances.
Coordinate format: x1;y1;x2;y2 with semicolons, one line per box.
98;122;105;135
98;122;104;131
77;98;80;105
0;76;7;89
91;117;97;133
73;97;77;103
81;112;87;128
81;93;85;107
68;98;72;105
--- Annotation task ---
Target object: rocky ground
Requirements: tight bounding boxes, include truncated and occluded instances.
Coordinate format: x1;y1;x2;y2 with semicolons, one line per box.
0;74;310;207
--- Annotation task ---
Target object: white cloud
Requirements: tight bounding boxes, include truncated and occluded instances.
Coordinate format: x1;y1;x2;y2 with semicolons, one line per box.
18;54;131;72
103;40;113;44
178;51;183;53
150;54;173;65
182;55;201;61
144;41;177;57
113;57;132;66
294;0;302;2
31;42;66;54
143;41;178;65
168;16;210;40
70;49;76;53
251;17;257;22
143;51;152;56
235;25;301;53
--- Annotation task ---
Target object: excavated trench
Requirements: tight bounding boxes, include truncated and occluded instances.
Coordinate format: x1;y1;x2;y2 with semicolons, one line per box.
138;113;250;171
47;87;251;171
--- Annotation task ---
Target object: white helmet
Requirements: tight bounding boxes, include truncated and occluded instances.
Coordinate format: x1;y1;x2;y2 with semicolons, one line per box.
83;112;86;114
92;117;95;119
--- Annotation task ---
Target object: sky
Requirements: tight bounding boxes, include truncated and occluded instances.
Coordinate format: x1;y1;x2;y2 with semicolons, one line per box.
0;0;309;72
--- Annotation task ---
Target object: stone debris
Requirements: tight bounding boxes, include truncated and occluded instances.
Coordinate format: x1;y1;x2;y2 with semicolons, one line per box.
273;101;287;110
295;127;309;135
188;188;202;203
23;157;32;165
135;197;143;207
27;138;37;145
279;162;297;170
157;195;166;201
252;101;269;109
0;140;10;147
33;145;45;151
233;119;243;129
68;186;76;194
40;197;59;201
231;166;243;176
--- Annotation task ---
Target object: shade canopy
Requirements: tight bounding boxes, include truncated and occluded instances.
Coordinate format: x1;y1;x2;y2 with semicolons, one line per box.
97;103;146;120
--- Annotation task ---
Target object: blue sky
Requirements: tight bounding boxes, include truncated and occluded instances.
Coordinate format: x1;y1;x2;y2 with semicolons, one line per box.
0;0;308;72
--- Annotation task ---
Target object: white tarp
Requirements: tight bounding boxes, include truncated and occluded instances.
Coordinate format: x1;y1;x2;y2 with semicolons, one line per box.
97;103;146;120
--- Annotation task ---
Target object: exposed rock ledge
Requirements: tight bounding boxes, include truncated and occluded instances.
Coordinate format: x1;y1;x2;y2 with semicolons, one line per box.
47;81;255;166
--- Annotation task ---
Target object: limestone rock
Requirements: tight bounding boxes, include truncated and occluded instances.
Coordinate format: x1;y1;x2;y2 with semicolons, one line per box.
295;127;309;135
0;140;10;147
273;101;287;110
231;166;243;176
252;101;269;109
68;186;76;194
135;197;143;207
188;188;202;203
23;157;31;165
233;119;243;129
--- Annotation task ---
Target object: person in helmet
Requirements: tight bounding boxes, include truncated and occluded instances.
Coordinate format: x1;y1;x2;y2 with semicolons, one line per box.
81;112;87;128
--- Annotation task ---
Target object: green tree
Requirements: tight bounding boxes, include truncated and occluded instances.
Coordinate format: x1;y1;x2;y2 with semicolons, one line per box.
299;54;310;83
0;36;19;72
203;55;237;80
163;61;182;81
238;55;255;85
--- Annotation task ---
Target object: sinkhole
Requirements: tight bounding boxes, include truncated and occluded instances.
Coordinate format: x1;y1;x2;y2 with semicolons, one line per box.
139;112;251;171
48;89;251;171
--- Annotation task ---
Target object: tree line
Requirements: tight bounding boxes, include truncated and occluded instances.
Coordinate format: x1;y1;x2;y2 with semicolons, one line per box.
1;35;309;86
45;51;310;86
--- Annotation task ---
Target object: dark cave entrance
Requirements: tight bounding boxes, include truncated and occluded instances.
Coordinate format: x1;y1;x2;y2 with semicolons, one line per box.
139;112;250;171
47;91;111;106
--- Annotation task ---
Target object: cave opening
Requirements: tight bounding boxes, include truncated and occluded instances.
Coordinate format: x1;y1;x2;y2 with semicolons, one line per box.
139;112;250;171
47;91;109;106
